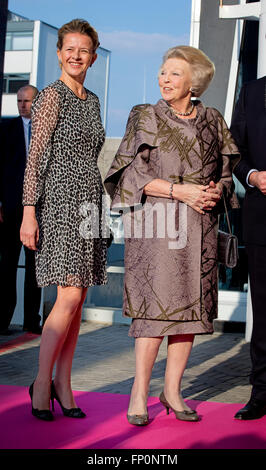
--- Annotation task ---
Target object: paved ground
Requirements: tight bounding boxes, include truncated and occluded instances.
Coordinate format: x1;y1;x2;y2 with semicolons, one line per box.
0;320;252;405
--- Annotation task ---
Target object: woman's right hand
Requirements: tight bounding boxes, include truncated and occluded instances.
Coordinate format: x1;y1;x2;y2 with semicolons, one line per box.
20;206;39;250
173;183;211;215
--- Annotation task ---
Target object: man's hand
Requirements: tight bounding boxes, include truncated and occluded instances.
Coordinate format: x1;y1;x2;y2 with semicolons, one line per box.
249;171;266;195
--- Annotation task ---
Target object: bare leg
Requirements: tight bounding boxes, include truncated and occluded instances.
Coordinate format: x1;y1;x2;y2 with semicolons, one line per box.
128;336;163;415
163;334;194;411
32;286;84;410
53;288;87;408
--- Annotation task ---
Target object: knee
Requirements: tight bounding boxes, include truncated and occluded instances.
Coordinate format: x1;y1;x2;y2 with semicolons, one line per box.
56;286;84;315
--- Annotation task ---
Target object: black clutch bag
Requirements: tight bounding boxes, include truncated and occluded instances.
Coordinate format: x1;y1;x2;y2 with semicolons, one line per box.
217;194;238;268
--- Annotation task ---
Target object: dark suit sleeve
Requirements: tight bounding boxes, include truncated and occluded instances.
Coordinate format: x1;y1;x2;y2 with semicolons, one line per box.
230;85;253;188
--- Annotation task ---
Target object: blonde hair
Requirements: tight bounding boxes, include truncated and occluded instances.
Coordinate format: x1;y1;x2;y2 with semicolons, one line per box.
57;18;100;52
160;45;215;97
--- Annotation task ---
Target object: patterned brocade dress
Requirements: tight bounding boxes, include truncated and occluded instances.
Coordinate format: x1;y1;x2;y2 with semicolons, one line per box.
105;99;240;338
22;80;107;288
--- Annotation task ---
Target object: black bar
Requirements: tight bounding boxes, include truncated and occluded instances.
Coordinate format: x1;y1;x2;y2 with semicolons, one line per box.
0;0;8;120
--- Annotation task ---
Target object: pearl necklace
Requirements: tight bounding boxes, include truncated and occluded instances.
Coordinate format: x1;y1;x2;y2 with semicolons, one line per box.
171;102;194;117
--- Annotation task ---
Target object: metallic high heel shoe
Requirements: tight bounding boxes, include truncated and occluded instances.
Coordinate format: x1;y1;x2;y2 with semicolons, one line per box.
177;393;197;415
29;382;54;421
127;412;149;426
51;381;86;418
159;391;199;422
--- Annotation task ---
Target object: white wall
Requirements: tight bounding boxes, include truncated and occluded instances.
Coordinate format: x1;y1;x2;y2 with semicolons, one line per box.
1;94;18;116
4;50;32;73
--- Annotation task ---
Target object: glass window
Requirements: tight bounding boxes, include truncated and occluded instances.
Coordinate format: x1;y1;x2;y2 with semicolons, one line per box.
5;31;33;51
3;74;30;94
12;32;33;50
5;32;12;50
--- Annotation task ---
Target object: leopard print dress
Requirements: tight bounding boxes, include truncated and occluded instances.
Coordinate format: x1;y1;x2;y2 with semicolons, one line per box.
22;79;107;288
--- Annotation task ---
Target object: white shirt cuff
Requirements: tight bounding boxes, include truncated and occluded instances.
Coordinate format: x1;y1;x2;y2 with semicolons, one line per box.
246;169;258;187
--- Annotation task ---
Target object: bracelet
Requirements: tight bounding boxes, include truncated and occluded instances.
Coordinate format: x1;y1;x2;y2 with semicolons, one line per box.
169;182;174;199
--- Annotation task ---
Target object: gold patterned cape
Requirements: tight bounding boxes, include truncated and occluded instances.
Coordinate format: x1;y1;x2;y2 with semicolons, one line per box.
104;99;240;336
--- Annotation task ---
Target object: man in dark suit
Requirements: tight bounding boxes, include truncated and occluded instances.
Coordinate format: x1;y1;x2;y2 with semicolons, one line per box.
0;84;42;334
231;76;266;420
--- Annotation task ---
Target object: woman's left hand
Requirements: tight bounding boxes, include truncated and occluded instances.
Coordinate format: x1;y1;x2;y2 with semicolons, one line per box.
203;181;223;210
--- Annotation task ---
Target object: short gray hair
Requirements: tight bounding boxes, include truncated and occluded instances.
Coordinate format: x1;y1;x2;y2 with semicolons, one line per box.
160;45;215;97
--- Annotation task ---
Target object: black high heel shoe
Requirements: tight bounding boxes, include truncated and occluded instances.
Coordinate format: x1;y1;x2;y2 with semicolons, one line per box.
51;381;86;418
29;382;54;421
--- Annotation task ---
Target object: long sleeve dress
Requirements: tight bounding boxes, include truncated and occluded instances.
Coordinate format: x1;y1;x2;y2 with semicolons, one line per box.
104;99;240;337
22;79;107;288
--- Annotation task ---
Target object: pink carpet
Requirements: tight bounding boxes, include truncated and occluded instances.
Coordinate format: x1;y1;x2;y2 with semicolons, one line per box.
0;385;266;449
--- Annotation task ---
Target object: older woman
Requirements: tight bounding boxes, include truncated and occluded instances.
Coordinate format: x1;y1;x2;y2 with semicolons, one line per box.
105;46;240;425
20;19;107;420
